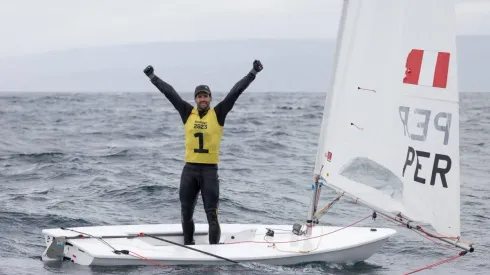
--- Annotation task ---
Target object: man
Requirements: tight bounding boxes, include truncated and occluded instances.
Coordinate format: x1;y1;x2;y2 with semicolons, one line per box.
143;60;263;245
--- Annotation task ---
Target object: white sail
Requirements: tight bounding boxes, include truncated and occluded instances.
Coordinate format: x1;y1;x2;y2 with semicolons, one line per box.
313;0;350;176
315;0;460;238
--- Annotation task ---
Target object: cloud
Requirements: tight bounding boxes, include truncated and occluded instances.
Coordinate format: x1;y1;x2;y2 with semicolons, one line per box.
456;0;490;35
0;0;488;58
0;0;342;57
457;0;490;14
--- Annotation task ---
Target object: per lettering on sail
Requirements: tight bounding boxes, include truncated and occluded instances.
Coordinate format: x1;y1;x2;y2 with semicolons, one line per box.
399;106;452;188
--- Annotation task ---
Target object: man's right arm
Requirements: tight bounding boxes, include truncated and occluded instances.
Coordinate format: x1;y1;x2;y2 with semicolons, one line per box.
144;65;193;124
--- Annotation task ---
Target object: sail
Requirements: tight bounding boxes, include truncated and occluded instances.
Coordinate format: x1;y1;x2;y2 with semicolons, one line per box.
315;0;460;238
313;0;350;176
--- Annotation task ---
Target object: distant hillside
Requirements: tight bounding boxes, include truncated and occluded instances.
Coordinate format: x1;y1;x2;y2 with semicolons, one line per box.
0;36;487;93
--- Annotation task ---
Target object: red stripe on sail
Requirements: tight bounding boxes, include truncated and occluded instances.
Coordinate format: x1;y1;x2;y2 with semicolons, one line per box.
403;49;424;85
433;52;450;88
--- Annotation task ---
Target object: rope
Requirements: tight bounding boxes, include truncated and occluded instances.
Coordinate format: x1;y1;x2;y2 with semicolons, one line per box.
61;228;229;271
60;189;471;274
140;233;239;264
264;226;324;254
126;250;175;269
312;192;343;220
126;250;242;272
402;251;467;275
225;214;371;246
416;225;461;240
378;215;461;252
307;187;473;274
323;189;467;244
61;227;119;251
377;215;468;274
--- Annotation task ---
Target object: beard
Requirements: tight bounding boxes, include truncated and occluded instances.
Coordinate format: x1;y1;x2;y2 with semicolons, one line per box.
198;102;209;111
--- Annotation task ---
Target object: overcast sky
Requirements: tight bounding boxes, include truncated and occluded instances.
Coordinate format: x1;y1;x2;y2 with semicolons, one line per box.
0;0;489;58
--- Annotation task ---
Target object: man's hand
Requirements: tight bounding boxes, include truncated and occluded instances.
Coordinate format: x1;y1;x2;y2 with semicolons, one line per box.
144;65;155;78
250;60;263;75
253;60;263;72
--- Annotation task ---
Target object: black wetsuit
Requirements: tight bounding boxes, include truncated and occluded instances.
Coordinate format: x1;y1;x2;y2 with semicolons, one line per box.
149;72;256;245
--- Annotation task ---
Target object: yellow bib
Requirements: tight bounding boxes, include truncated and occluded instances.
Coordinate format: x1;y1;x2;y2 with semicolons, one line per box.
184;108;223;164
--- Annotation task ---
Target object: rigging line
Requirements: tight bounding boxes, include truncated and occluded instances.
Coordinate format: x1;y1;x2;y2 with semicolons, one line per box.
225;215;371;245
61;227;118;251
371;213;468;274
126;250;173;269
378;215;460;252
317;183;474;252
402;251;467;275
60;227;240;265
416;225;460;240
358;86;376;92
140;233;240;264
313;193;343;220
263;229;323;254
374;211;465;249
350;122;363;130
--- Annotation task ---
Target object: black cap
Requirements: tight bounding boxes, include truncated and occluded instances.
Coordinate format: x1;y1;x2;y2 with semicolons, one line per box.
194;85;211;97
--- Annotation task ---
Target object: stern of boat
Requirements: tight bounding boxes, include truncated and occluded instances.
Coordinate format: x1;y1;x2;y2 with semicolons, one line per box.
41;234;66;262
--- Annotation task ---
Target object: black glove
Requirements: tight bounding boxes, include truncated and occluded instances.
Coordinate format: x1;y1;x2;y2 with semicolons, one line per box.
144;65;155;78
250;60;263;75
253;60;263;72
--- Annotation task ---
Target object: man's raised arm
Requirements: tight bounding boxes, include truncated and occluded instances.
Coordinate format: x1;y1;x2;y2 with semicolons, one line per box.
214;60;263;126
144;65;193;124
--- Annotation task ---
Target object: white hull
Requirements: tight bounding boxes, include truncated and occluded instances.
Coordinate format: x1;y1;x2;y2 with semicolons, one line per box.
41;223;396;266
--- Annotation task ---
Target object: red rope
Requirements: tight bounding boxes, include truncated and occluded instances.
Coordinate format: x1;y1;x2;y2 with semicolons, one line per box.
127;251;173;269
377;215;468;274
379;215;460;252
113;215;370;273
416;225;460;240
402;251;466;275
113;213;469;274
128;251;230;272
225;214;372;245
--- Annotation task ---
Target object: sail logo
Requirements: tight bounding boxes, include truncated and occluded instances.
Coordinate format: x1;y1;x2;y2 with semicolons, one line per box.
325;151;332;162
403;49;450;89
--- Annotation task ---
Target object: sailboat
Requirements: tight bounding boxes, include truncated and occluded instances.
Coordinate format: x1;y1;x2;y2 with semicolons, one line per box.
41;0;474;268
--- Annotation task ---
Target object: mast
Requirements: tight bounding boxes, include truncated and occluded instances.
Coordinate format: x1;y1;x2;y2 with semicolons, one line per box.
307;0;349;236
305;180;322;236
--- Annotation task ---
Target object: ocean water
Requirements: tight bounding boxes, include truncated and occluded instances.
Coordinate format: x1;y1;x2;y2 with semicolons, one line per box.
0;91;488;275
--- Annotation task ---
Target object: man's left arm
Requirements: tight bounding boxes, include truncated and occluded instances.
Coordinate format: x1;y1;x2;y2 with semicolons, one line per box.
214;60;263;126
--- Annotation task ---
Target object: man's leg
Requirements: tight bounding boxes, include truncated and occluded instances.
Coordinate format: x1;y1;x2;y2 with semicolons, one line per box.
179;164;200;245
200;165;221;244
